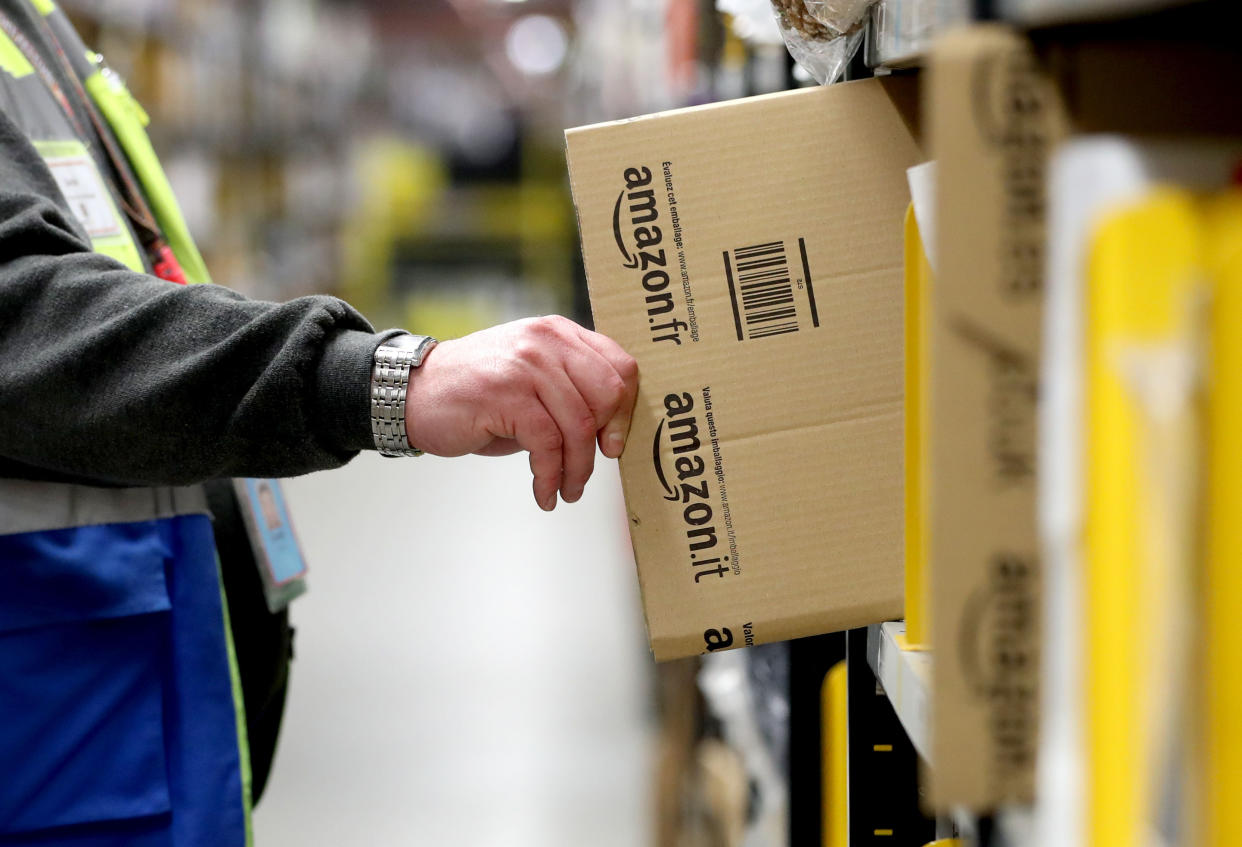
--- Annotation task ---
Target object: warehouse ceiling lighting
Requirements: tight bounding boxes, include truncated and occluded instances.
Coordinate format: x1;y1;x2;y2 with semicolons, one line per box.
504;14;568;77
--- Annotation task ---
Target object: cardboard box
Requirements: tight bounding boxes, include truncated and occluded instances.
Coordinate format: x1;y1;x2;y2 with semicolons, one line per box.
927;25;1065;809
566;77;922;661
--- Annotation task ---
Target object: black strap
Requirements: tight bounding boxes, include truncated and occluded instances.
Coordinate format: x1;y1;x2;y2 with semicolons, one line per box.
24;7;162;246
204;478;294;806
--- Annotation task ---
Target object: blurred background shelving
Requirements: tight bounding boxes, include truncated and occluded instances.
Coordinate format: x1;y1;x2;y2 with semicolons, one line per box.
61;0;801;334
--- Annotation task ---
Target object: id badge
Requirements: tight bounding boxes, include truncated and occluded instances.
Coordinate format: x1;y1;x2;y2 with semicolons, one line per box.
33;139;145;273
233;478;308;612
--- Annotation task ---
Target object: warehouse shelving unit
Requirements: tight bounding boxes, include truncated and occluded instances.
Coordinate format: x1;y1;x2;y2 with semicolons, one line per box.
866;0;970;68
866;621;930;763
799;2;1242;846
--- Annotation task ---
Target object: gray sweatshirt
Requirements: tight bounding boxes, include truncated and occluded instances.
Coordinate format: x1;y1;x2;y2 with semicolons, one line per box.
0;110;393;487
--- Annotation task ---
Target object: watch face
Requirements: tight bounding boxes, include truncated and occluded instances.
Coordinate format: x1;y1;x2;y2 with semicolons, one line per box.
384;334;424;351
379;334;437;368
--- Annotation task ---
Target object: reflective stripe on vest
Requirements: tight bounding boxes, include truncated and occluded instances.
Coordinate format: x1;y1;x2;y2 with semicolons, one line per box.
0;478;208;535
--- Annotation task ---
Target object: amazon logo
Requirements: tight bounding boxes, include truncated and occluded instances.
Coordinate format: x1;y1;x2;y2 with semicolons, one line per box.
651;391;730;586
613;166;660;268
956;551;1038;780
613;166;687;346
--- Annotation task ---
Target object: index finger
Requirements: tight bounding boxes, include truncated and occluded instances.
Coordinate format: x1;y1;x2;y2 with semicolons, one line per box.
573;327;639;459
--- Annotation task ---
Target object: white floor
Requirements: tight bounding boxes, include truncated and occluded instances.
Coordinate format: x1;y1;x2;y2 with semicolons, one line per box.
253;451;654;847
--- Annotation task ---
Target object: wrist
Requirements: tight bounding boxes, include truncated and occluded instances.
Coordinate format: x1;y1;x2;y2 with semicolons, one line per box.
370;334;437;457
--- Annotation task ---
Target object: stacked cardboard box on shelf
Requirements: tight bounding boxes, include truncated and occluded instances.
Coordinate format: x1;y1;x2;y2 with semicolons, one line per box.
927;23;1242;816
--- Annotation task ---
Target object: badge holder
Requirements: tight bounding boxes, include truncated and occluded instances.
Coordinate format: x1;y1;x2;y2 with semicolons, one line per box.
232;478;308;612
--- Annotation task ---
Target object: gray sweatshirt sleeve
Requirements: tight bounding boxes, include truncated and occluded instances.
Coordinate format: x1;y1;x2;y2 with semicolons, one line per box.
0;111;390;486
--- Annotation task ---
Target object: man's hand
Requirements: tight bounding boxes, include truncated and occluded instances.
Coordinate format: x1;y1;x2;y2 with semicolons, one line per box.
404;316;639;511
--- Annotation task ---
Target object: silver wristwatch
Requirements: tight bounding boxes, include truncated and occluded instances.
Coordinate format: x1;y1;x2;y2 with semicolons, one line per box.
370;334;437;458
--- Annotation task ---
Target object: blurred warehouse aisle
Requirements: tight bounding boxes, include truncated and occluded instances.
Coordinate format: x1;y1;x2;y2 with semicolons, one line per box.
253;452;653;847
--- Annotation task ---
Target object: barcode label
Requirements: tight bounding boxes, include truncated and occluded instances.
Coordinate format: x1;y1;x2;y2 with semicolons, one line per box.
723;238;819;342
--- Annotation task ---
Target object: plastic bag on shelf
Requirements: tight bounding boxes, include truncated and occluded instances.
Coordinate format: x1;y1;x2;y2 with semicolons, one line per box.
769;0;872;84
803;0;875;31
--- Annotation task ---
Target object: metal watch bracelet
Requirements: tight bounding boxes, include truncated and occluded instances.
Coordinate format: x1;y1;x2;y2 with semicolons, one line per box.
370;335;437;458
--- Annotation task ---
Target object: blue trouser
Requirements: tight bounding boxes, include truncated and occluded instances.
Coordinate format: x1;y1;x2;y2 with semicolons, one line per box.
0;513;249;846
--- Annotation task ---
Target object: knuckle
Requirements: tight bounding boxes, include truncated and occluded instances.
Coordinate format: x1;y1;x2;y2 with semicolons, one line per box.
511;338;544;367
529;315;561;338
603;372;627;400
617;355;639;382
533;421;563;452
572;412;598;440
